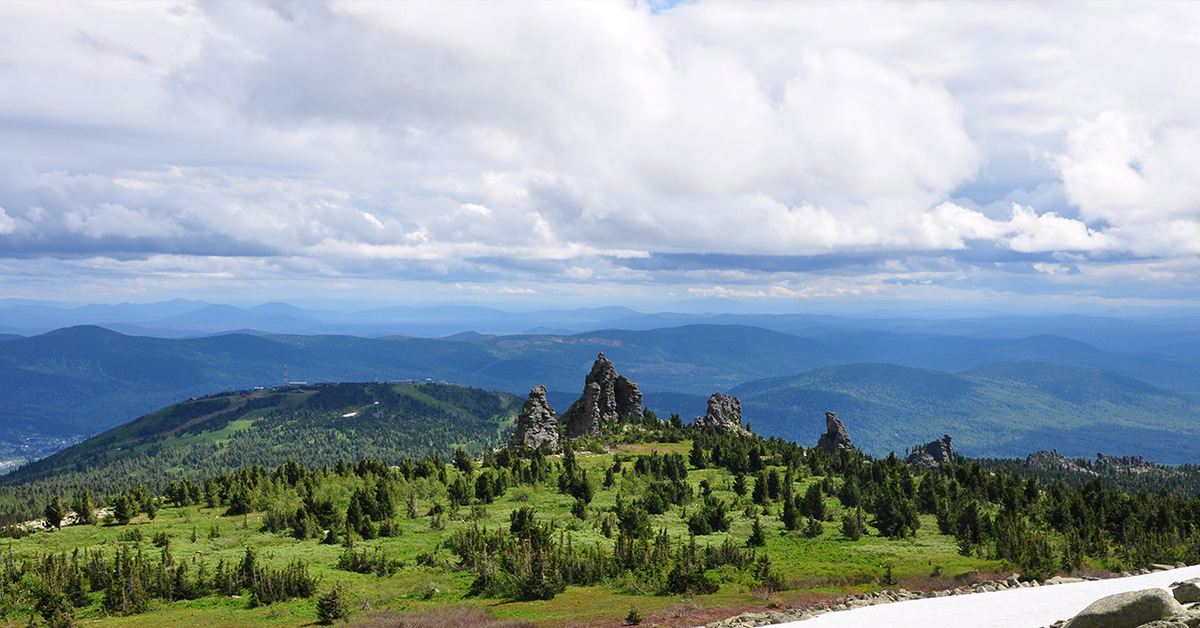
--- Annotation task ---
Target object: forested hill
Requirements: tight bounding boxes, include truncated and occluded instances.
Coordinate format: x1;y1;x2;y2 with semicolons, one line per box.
0;324;836;459
7;324;1200;465
0;382;519;520
733;362;1200;463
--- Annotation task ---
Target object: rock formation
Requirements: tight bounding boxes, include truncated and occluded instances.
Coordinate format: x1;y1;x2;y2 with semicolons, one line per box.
1095;453;1153;471
906;434;955;468
816;411;852;453
693;393;750;435
561;353;644;438
509;386;559;450
1024;449;1093;475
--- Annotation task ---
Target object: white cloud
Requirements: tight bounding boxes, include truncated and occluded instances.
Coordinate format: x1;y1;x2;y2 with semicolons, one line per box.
1058;111;1200;255
564;266;594;280
3;1;1200;306
0;205;15;234
1005;204;1115;253
63;202;182;239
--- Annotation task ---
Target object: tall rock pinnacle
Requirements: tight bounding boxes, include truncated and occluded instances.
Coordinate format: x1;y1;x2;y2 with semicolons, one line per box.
561;353;644;438
816;411;853;453
509;385;559;450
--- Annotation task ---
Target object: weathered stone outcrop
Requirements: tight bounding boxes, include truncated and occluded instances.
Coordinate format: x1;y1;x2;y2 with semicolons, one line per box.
693;393;750;435
1062;588;1184;628
906;434;955;468
816;412;852;453
509;386;559;450
1025;450;1095;475
1096;453;1154;471
561;353;643;438
563;383;602;438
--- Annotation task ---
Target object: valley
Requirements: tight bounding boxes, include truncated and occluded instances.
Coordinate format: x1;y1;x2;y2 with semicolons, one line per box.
4;315;1200;463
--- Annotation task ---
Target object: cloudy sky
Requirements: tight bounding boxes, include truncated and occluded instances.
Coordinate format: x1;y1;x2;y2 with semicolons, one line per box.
2;0;1200;312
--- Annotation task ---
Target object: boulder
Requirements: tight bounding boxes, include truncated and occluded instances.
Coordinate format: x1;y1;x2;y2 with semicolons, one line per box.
1172;579;1200;604
816;412;852;453
1063;588;1184;628
561;353;644;438
693;393;750;435
509;386;559;450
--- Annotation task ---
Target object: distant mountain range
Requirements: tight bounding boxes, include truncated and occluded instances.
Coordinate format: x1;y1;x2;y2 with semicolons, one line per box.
3;315;1200;464
733;362;1200;462
3;299;1200;354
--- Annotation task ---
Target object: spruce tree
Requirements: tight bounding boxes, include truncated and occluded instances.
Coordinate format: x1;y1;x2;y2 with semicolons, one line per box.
114;495;133;525
802;483;827;521
453;447;474;476
747;517;766;547
73;490;95;526
316;584;350;624
44;496;65;530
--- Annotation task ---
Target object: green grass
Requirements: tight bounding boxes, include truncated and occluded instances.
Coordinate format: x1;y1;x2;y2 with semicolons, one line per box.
5;441;1012;628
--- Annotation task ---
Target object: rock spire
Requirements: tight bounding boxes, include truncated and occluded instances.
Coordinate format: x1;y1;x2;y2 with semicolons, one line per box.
509;386;559;450
816;411;852;453
561;353;644;438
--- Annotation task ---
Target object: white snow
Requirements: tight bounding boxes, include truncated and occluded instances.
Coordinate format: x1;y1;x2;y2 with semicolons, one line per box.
779;566;1200;628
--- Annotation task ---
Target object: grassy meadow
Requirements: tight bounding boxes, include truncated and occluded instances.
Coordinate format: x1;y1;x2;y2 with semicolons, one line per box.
5;439;1009;628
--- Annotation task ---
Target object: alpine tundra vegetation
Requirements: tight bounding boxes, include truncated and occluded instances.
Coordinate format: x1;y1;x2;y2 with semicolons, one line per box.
1;359;1199;628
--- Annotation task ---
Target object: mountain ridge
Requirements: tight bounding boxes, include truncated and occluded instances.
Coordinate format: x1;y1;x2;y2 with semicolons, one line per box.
4;322;1200;464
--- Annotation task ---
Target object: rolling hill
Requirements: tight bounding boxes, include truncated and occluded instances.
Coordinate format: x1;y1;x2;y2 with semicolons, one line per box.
1;381;520;490
732;362;1200;463
5;321;1200;464
0;325;839;459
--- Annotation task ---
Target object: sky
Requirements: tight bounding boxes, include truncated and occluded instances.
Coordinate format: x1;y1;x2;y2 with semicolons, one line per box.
2;1;1200;313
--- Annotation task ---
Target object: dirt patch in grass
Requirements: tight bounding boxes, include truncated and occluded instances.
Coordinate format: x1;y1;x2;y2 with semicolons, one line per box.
350;606;535;628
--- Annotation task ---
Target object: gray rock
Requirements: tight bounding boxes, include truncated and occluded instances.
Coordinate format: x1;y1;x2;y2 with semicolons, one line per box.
563;382;603;438
1025;450;1096;475
561;353;643;438
694;393;750;434
907;434;955;468
816;411;852;453
1063;588;1184;628
509;386;559;450
1095;453;1153;470
1179;609;1200;628
1172;580;1200;604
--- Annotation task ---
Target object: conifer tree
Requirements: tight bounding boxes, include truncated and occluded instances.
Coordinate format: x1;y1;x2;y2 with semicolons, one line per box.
801;483;827;521
44;496;65;530
73;490;95;525
747;517;766;547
